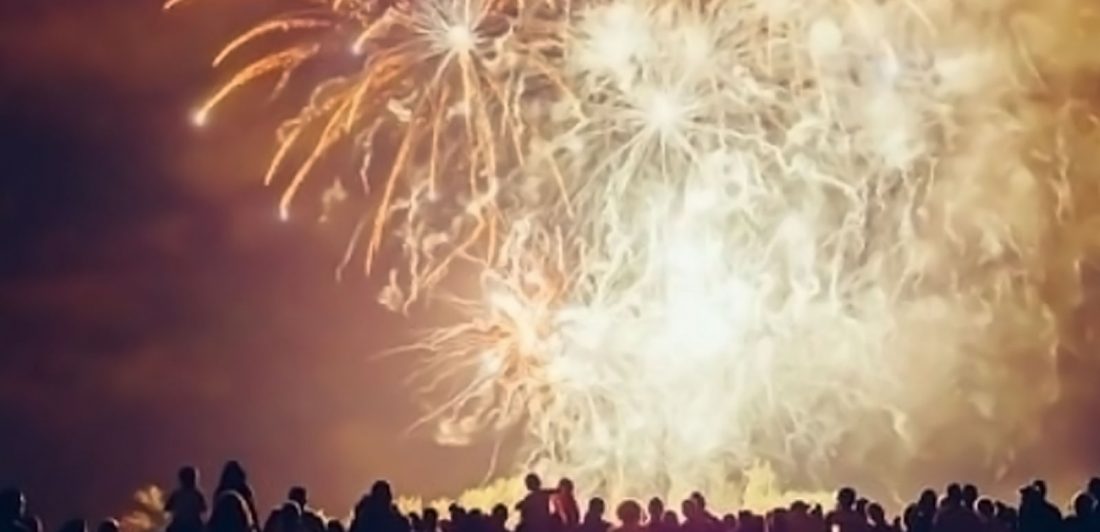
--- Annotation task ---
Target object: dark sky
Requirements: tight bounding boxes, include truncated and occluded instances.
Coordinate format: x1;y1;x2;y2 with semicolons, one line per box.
0;0;496;525
3;0;1100;527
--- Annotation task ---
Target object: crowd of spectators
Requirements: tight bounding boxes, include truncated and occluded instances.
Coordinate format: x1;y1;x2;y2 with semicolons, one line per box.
4;461;1100;532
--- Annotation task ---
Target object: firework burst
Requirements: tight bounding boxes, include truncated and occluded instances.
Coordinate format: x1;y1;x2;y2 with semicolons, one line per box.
178;0;1100;506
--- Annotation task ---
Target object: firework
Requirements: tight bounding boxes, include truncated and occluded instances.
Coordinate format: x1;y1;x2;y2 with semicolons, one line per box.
172;0;568;306
180;0;1100;508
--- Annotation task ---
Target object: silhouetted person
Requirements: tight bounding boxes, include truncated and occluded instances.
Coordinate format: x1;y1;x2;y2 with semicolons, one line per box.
933;483;981;532
687;494;718;532
614;501;643;532
1089;478;1100;505
216;461;260;530
421;509;441;532
516;474;554;532
351;481;407;532
289;487;326;532
210;492;256;532
735;511;762;532
975;499;1007;532
680;499;701;532
1;489;30;532
167;466;207;532
1018;481;1061;532
855;499;869;523
719;514;736;532
866;504;893;532
554;479;579;531
1063;492;1097;532
993;503;1016;532
962;485;979;512
827;487;869;532
448;504;466;532
56;520;86;532
490;505;509;532
327;520;347;532
264;502;305;532
645;499;663;530
786;500;817;532
659;512;678;532
579;499;610;532
909;489;938;532
468;510;490;532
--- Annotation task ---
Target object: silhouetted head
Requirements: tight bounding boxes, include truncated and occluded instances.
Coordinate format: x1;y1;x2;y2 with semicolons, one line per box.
836;487;856;510
1073;492;1096;517
691;492;707;510
210;491;253;532
57;519;87;532
680;499;697;520
1089;478;1100;500
617;500;642;527
962;485;978;508
976;498;995;518
370;481;393;505
424;508;440;526
720;514;736;530
1032;480;1048;498
524;474;542;492
945;484;962;504
96;519;119;532
918;489;937;510
327;519;346;532
587;498;606;518
902;505;918;528
288;487;308;507
559;478;574;495
490;504;507;527
867;504;885;525
647;498;664;522
178;467;199;489
0;488;26;521
218;461;248;491
855;498;868;516
661;511;678;527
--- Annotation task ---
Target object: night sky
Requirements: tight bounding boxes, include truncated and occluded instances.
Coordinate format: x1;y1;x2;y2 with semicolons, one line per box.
3;0;1100;528
0;0;496;525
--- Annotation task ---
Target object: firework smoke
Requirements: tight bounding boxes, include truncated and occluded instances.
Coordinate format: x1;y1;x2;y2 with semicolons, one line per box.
177;0;1100;507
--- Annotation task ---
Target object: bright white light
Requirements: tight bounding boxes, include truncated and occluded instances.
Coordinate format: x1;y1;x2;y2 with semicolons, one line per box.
644;90;684;132
446;24;475;54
